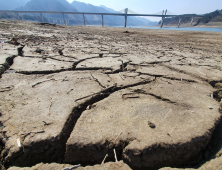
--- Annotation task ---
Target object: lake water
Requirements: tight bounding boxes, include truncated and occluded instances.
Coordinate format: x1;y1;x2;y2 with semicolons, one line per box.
127;26;222;32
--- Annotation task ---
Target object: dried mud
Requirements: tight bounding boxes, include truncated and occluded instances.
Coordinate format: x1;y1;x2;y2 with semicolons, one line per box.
0;20;222;170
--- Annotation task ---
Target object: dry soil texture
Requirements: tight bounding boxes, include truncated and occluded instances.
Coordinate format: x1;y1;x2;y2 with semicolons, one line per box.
0;20;222;170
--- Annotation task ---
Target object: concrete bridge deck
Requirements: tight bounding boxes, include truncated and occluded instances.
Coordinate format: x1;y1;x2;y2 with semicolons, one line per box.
0;10;204;27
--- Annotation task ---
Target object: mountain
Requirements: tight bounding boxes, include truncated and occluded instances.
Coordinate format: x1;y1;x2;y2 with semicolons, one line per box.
199;10;222;23
71;1;158;26
72;1;108;13
15;0;82;24
0;0;30;10
1;0;158;26
159;10;222;26
99;5;117;13
99;5;158;26
17;0;77;12
56;0;78;12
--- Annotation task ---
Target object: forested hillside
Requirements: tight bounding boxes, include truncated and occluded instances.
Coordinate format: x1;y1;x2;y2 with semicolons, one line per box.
161;10;222;26
71;1;158;26
200;10;222;23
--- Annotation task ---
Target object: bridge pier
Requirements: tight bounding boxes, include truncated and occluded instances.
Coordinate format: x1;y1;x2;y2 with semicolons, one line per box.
178;16;182;27
160;9;167;28
101;14;104;27
160;10;164;28
15;12;19;20
40;13;44;23
83;14;86;26
62;13;66;25
191;17;194;25
124;8;128;28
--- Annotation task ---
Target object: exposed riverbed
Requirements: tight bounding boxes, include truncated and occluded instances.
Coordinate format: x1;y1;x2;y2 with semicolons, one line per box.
0;20;222;170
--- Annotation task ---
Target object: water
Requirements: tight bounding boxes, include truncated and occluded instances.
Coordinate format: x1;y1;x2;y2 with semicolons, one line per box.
127;26;222;32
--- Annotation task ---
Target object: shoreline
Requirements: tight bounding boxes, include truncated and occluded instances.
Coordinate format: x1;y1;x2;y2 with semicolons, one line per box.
155;22;222;28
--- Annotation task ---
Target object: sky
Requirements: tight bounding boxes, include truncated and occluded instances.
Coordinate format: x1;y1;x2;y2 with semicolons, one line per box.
67;0;222;21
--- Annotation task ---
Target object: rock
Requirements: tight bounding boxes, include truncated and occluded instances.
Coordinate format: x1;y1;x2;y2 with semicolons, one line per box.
148;121;156;128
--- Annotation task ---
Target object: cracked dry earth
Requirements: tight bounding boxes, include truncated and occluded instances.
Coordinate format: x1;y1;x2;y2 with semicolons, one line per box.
0;20;222;170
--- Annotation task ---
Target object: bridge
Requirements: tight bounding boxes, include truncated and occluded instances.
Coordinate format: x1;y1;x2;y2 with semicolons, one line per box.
0;9;204;28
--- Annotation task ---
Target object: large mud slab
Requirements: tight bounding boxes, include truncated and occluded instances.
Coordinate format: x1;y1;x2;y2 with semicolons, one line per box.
64;82;220;169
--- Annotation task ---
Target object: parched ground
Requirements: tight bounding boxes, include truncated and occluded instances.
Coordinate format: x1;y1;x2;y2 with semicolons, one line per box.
0;20;222;170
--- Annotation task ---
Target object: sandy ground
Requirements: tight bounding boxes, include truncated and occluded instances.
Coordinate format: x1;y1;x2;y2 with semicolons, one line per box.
0;20;222;170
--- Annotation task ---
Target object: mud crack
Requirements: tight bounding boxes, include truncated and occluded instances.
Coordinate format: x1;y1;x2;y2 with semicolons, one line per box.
162;64;208;82
132;89;177;105
91;74;106;89
0;46;24;77
3;78;153;168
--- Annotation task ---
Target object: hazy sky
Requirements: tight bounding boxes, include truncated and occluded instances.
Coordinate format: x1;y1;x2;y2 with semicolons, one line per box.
67;0;222;21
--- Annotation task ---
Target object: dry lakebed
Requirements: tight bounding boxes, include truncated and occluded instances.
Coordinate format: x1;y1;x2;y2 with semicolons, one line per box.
0;20;222;170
